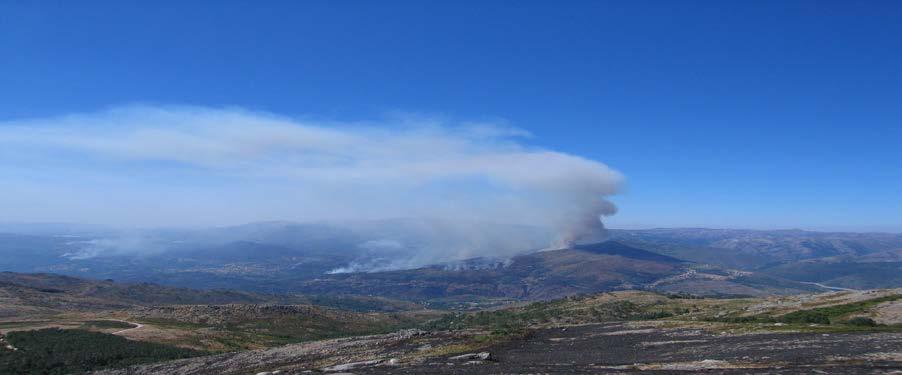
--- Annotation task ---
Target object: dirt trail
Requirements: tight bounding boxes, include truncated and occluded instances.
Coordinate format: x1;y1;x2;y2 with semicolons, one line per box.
800;281;860;292
109;320;144;335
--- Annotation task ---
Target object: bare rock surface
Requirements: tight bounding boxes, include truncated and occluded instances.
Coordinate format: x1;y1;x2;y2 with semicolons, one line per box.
93;329;433;375
872;299;902;325
322;359;384;372
363;323;902;374
447;352;491;361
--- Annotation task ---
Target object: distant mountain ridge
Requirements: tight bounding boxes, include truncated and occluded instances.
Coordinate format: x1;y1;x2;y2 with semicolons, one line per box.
608;228;902;289
0;271;303;312
294;240;819;301
1;222;900;297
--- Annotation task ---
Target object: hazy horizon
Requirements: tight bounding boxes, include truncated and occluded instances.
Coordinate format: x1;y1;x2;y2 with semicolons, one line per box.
1;217;898;235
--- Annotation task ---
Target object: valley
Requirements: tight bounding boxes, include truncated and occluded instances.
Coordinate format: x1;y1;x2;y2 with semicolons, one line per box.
3;224;899;297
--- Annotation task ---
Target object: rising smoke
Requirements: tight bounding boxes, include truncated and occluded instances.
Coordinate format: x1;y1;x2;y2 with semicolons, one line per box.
553;198;618;249
0;106;624;264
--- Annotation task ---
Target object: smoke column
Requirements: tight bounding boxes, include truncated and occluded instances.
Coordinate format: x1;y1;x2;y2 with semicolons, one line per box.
553;197;618;248
0;106;624;264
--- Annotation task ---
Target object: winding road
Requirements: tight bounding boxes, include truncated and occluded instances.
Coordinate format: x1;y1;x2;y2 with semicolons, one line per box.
109;320;144;335
800;281;860;292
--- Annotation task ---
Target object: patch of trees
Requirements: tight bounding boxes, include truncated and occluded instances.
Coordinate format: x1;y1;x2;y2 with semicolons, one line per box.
845;317;877;326
79;320;136;329
779;310;831;324
0;328;203;374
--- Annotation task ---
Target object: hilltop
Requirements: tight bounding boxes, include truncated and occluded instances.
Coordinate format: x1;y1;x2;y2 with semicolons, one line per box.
297;241;820;303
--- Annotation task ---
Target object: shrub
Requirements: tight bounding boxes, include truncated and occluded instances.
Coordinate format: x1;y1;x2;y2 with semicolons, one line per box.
845;317;877;326
636;311;673;320
779;310;831;324
708;315;777;324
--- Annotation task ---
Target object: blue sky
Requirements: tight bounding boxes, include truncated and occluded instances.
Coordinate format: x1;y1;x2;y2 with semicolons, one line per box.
1;1;900;231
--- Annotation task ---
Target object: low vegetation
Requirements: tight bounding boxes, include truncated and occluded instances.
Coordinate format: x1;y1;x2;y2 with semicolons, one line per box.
79;320;136;330
845;317;877;326
423;292;692;334
301;294;423;312
740;294;902;325
424;290;902;336
783;294;901;323
128;304;435;350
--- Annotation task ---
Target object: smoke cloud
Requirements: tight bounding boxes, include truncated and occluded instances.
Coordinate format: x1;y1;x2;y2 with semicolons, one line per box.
0;106;623;262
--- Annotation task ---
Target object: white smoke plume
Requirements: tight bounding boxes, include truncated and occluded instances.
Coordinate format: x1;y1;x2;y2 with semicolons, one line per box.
553;198;618;249
0;105;624;263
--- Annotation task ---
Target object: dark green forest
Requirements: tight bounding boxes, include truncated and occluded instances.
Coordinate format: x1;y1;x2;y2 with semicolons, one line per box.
0;328;203;374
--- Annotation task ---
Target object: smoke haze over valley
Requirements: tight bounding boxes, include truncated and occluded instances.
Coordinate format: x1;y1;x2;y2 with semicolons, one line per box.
0;106;624;265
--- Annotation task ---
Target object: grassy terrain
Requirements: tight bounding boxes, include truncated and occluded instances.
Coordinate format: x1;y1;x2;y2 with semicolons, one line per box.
707;294;902;327
0;321;52;330
423;291;697;334
777;294;902;324
422;290;902;336
0;328;204;374
210;312;424;348
300;294;424;312
126;305;439;351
